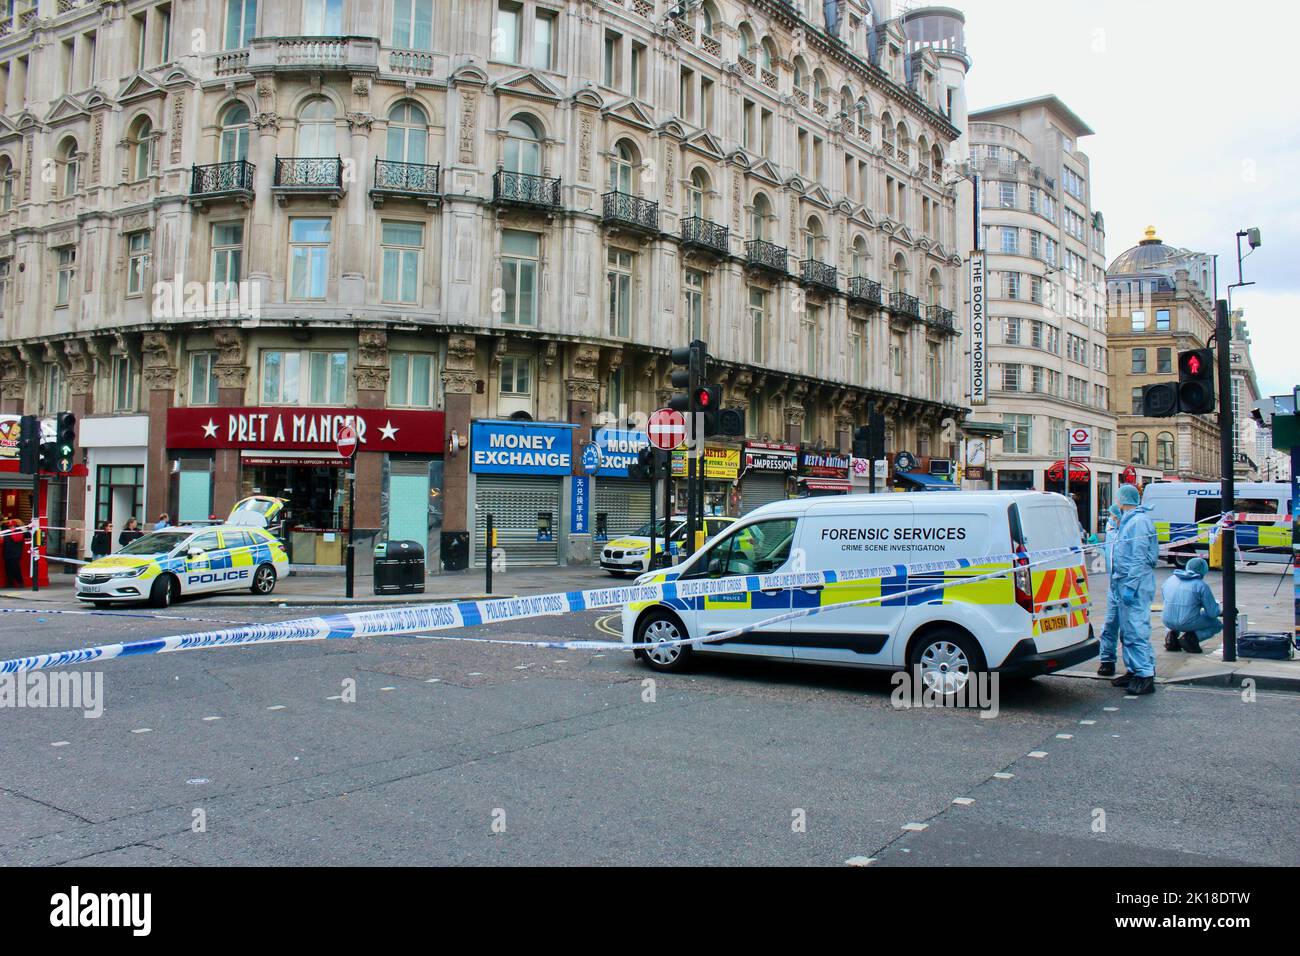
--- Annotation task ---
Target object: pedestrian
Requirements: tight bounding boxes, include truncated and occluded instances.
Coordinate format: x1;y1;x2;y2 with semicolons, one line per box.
1109;483;1159;695
154;513;170;531
3;518;25;588
1096;503;1123;677
118;516;144;549
90;521;112;561
1161;556;1221;654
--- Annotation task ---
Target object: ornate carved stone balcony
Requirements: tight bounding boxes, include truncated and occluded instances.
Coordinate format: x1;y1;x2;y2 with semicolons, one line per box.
746;239;788;276
492;170;562;210
272;156;345;203
602;190;659;236
847;276;883;308
799;258;838;294
189;160;255;207
370;158;440;206
679;216;729;258
248;36;380;74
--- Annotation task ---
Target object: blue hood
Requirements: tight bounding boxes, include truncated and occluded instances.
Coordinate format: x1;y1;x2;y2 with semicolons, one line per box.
1173;568;1204;581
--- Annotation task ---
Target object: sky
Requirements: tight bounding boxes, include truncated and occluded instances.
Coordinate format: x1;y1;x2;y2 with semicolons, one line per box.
938;0;1300;398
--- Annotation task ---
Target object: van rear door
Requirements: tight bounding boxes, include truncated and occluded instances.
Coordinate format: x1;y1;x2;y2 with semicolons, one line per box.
1014;496;1088;652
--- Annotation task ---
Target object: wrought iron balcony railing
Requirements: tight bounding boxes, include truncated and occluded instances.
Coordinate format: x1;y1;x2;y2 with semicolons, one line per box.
847;276;882;307
190;160;255;199
679;216;729;256
493;169;562;209
371;158;440;199
273;156;343;191
889;291;921;318
799;258;838;293
746;239;788;275
925;305;956;331
602;190;659;234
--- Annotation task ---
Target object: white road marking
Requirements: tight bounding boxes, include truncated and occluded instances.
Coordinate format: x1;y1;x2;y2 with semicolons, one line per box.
845;856;876;866
993;772;1014;779
1027;751;1048;758
1079;719;1097;725
50;741;70;747
202;716;222;721
952;797;975;806
131;727;152;734
1056;733;1074;739
1103;706;1119;712
380;686;396;691
902;822;928;832
267;705;286;711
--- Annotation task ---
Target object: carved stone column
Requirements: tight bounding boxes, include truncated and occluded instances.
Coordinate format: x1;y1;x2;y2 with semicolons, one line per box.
439;334;477;563
141;331;178;521
353;329;389;531
566;343;601;448
783;383;808;446
0;346;24;414
211;328;249;517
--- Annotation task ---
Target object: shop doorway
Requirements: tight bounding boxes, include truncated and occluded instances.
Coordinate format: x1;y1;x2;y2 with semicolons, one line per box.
242;462;347;565
96;465;144;536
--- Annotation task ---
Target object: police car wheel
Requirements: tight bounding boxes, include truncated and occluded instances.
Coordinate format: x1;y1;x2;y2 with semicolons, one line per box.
149;574;177;609
636;611;691;672
251;564;277;595
910;630;983;697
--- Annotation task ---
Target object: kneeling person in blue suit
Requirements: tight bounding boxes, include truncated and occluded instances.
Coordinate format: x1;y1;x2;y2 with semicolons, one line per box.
1160;556;1221;654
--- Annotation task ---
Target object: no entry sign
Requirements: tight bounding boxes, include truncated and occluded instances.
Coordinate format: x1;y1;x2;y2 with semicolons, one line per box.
336;425;358;459
647;408;687;451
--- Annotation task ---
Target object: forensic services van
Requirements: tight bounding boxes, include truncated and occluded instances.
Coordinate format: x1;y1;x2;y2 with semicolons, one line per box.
76;524;289;607
622;491;1097;690
1141;481;1291;567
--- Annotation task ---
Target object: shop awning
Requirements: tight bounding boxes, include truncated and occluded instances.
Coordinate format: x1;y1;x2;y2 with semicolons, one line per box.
799;477;850;493
1046;460;1091;482
897;472;959;491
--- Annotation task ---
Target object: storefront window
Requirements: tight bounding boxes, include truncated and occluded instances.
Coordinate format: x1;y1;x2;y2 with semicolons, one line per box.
96;464;144;528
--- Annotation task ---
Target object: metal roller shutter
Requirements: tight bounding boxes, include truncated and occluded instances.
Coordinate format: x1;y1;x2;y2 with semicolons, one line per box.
474;475;561;566
593;479;653;538
740;473;788;514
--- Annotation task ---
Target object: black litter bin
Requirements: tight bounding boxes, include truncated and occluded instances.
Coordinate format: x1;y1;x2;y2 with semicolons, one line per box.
374;539;426;595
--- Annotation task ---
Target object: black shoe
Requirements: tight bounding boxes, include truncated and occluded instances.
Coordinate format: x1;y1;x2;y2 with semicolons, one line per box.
1097;661;1116;677
1179;632;1203;654
1164;630;1183;652
1125;675;1155;696
1111;673;1134;687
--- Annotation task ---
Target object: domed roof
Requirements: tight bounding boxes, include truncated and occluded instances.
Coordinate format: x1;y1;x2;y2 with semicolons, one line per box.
1107;226;1182;276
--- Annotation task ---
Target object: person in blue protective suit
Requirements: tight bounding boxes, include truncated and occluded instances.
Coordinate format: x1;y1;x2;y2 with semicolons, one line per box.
1096;503;1124;677
1161;556;1221;654
1109;482;1159;695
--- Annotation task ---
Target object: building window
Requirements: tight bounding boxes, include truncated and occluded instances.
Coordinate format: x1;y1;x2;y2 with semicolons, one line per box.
388;351;437;408
392;0;433;50
500;355;531;396
532;8;556;69
55;246;76;306
803;307;820;372
1049;418;1066;456
0;257;10;314
58;138;80;196
684;268;704;341
308;351;348;404
1131;348;1146;374
1156;431;1175;471
302;0;343;35
43;363;64;412
127;116;153;180
998;181;1016;207
1156;347;1172;374
219;103;251;162
380;220;423;304
1131;387;1143;415
224;0;257;50
126;231;150;296
189;351;218;405
211;222;243;302
112;355;137;411
261;350;347;405
1000;227;1018;254
1155;308;1170;331
386;102;429;164
495;2;523;64
288;218;330;300
296;97;336;155
1130;309;1146;332
1003;413;1031;454
1003;272;1020;299
1002;364;1020;391
1131;432;1149;466
748;286;766;363
607;248;633;338
500;229;539;326
602;30;621;87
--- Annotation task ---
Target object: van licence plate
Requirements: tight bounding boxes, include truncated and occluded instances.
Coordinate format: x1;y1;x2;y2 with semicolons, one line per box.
1040;614;1068;633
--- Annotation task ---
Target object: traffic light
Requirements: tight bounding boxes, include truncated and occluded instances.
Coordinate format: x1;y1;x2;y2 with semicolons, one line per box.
695;384;721;436
718;407;745;437
1177;348;1215;414
55;412;76;472
852;413;887;458
629;447;669;481
853;425;871;459
668;340;706;416
17;414;38;475
1142;382;1180;418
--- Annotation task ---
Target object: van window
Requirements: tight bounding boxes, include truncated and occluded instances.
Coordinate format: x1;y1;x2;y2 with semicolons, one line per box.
700;518;797;577
1192;498;1221;523
1014;501;1078;551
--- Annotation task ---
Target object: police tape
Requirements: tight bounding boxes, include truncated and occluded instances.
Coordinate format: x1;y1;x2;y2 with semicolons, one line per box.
0;606;263;626
0;545;1088;674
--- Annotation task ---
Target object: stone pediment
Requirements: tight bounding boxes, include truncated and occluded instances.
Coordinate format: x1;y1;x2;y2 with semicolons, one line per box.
44;96;91;126
601;98;656;131
117;73;167;104
492;70;563;103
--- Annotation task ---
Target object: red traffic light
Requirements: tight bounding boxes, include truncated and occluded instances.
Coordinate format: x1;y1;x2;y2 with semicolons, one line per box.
1186;354;1201;376
1178;348;1213;380
695;386;715;408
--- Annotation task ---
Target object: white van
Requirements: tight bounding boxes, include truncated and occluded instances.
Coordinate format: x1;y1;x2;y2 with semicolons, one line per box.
622;491;1097;689
1141;481;1291;567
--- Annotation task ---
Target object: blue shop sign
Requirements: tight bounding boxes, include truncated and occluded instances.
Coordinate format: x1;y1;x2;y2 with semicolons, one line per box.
571;476;590;534
470;420;576;475
594;427;649;478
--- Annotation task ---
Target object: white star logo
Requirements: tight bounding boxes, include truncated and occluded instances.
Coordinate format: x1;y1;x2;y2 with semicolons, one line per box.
379;420;399;441
201;419;218;438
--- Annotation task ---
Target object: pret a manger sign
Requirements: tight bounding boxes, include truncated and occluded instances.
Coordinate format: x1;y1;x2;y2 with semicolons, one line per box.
166;407;446;453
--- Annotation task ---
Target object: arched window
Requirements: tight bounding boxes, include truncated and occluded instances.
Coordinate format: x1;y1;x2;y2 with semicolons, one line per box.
812;69;829;104
57;137;80;196
738;24;755;61
880;112;895;147
0;156;13;211
297;98;336;155
804;216;824;261
608;139;638;194
839;85;854;118
896;121;909;160
219;103;250;163
792;57;810;96
1131;432;1149;466
127;117;154;180
931;143;943;173
927;268;942;307
851;236;868;277
699;1;716;36
751;193;771;241
891;252;907;293
855;97;870;129
686;167;708;219
759;37;776;71
386;101;428;164
1156;432;1175;471
503;115;542;175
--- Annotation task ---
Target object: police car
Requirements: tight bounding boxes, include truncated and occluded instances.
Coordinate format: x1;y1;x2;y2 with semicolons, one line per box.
622;491;1098;691
600;515;736;576
76;523;289;607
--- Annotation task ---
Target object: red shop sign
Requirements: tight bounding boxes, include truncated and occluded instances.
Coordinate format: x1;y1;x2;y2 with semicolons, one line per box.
167;407;446;453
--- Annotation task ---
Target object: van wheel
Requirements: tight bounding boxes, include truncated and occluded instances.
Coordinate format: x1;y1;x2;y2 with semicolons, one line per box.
909;629;985;697
149;574;177;609
635;610;692;672
251;564;277;595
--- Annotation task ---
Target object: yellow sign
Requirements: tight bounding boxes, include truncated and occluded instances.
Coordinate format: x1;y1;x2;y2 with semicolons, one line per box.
672;446;740;480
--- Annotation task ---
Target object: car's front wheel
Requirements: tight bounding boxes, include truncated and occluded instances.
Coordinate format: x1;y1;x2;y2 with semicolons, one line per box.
149;574;177;609
635;609;692;672
250;564;277;595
